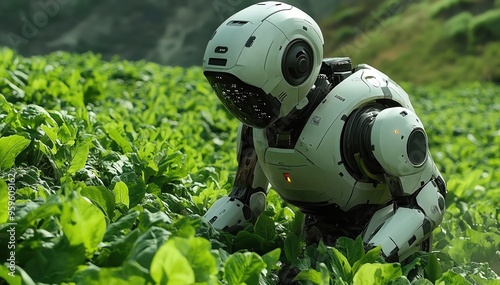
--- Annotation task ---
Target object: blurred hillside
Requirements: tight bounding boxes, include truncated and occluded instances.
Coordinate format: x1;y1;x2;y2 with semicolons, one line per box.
1;0;499;86
322;0;500;86
0;0;337;67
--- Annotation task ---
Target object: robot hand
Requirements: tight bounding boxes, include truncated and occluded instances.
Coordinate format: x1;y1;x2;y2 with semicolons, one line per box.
203;191;266;231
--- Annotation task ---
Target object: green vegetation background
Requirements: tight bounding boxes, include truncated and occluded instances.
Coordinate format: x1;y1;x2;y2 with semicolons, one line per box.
1;0;500;85
0;46;499;284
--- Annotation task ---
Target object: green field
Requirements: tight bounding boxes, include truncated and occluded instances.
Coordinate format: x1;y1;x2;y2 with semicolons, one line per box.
0;48;499;284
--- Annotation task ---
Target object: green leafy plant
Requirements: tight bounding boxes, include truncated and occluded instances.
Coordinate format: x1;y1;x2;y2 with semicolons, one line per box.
0;48;499;284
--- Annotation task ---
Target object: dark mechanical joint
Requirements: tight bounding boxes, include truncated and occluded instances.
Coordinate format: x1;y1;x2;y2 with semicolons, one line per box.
266;73;332;148
341;103;387;182
229;186;266;206
434;175;447;197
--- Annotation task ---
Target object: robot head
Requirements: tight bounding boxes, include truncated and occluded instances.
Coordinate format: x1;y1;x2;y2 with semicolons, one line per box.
203;1;324;128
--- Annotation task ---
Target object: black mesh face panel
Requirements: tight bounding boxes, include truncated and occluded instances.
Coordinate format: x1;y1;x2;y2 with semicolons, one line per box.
204;71;281;128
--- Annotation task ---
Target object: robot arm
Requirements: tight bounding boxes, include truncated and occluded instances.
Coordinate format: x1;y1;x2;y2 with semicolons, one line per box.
360;107;447;261
203;124;269;231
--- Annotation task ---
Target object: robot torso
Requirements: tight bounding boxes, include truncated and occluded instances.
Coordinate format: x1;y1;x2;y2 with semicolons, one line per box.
252;65;416;212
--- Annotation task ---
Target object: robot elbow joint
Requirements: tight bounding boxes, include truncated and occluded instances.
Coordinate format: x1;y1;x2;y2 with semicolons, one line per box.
416;180;446;227
371;107;429;176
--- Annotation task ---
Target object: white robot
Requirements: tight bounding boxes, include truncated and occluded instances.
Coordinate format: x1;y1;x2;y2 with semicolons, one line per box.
202;1;447;262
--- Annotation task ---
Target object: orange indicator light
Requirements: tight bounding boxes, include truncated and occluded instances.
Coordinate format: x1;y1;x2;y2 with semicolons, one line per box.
394;129;399;134
283;173;292;183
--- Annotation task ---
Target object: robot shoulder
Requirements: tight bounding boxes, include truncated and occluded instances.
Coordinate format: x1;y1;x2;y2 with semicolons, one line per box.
353;64;416;111
323;64;413;111
299;64;418;157
298;70;396;158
